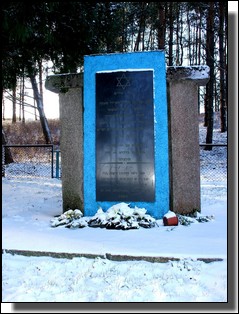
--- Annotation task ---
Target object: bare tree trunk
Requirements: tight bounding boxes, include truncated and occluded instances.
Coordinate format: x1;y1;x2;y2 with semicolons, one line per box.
219;2;227;132
19;76;25;122
19;78;22;121
187;11;191;65
134;2;146;52
34;99;38;121
195;18;198;65
204;92;208;127
179;6;184;66
157;3;165;50
12;86;17;123
168;2;173;66
21;76;25;123
38;59;44;105
2;90;5;121
205;2;215;151
121;5;126;52
192;21;196;65
175;3;180;65
214;79;219;112
146;26;153;50
224;7;228;129
29;74;53;144
198;10;202;65
141;13;146;51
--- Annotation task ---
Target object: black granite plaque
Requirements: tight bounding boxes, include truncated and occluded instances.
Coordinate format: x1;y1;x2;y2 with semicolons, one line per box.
96;70;155;201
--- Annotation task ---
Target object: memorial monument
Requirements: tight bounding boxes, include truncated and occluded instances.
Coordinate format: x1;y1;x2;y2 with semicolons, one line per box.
45;51;209;219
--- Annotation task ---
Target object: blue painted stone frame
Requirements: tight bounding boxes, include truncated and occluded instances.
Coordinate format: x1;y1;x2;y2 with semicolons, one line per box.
83;51;169;219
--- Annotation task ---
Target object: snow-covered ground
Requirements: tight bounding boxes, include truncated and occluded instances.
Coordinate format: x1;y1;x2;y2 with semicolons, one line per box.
1;176;229;304
2;248;227;303
2;118;234;307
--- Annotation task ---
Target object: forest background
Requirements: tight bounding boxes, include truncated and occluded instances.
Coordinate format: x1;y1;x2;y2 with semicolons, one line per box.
2;1;228;146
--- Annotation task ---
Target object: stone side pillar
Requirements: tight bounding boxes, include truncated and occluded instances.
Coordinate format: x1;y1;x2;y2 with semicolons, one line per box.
45;73;84;212
167;66;210;214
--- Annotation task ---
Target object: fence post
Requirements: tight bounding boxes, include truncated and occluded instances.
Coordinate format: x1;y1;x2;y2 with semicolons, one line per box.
51;145;54;178
55;150;60;179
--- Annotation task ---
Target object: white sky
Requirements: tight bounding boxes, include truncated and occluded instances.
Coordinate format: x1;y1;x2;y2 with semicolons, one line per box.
3;76;60;121
43;89;60;119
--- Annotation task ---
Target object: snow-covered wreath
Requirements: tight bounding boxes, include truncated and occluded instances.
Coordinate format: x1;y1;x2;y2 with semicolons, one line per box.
50;202;156;230
50;202;214;230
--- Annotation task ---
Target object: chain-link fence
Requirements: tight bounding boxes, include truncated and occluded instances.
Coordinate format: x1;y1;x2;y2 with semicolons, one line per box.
200;144;227;181
2;145;54;179
2;144;227;182
48;146;228;182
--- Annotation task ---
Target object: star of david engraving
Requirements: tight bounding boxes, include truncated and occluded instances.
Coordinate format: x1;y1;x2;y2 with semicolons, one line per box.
116;73;130;89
